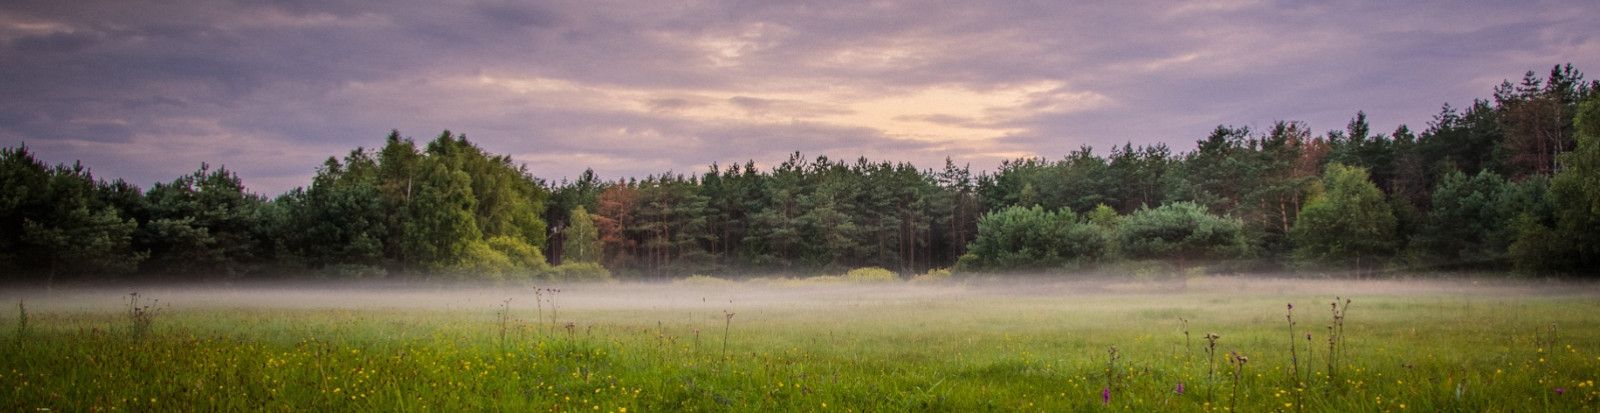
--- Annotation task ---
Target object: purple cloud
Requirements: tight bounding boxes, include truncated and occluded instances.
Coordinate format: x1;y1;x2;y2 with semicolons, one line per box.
1;0;1596;195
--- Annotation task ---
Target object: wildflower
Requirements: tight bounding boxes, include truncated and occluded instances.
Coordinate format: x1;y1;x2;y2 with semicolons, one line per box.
1555;387;1566;395
1174;382;1185;395
1101;387;1111;405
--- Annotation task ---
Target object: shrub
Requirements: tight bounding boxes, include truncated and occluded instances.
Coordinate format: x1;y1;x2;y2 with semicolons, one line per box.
1117;202;1248;267
486;236;551;277
453;240;514;280
676;274;735;285
325;263;387;279
844;267;898;282
910;268;952;283
542;262;613;283
959;205;1108;272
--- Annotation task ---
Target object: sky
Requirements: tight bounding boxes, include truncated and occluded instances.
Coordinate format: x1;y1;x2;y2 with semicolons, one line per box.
2;0;1597;196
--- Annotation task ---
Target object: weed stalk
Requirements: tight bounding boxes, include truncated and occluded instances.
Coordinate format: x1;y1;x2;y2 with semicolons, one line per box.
1204;332;1220;400
1229;351;1248;412
1105;346;1121;401
1287;303;1299;384
127;292;157;338
498;297;513;349
722;310;735;364
14;300;26;345
1326;297;1352;390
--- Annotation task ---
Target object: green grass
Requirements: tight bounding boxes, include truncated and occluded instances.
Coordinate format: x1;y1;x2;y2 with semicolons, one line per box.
2;277;1599;411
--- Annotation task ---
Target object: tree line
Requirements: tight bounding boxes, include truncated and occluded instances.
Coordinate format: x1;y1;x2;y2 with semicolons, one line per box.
2;64;1598;281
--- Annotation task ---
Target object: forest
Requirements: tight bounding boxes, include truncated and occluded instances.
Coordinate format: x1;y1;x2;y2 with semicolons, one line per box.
3;64;1599;281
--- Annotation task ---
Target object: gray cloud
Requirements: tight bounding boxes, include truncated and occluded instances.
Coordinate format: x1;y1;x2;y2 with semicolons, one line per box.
1;0;1597;194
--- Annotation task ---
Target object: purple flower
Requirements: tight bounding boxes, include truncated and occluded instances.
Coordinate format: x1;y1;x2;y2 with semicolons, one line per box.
1175;382;1186;395
1101;387;1111;405
1555;387;1567;395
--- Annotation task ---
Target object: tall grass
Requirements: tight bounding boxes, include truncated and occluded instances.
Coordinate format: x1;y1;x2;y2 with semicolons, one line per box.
0;283;1596;411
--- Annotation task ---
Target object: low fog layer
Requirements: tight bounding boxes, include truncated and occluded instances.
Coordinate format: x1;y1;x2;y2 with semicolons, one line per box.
5;276;1597;314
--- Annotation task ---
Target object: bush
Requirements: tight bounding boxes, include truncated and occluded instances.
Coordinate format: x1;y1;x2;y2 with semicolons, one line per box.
453;241;514;280
779;275;848;286
1117;202;1248;266
910;268;952;283
325;263;387;279
486;236;551;277
675;274;735;285
959;205;1108;272
844;267;898;282
541;262;613;283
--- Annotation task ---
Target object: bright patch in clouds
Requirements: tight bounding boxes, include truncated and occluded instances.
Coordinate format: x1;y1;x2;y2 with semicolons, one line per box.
477;74;1106;144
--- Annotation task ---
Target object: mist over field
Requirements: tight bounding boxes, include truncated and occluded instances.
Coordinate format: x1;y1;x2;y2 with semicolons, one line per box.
7;276;1600;410
6;275;1595;313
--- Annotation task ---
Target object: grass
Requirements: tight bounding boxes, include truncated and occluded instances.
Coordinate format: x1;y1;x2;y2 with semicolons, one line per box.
2;277;1598;411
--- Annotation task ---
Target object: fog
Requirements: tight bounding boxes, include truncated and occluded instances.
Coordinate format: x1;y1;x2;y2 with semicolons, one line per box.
4;275;1595;315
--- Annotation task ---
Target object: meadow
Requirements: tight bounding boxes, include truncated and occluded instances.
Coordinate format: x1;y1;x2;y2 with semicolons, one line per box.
2;276;1598;411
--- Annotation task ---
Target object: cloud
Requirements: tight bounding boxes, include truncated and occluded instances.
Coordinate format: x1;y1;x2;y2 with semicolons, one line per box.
1;0;1597;194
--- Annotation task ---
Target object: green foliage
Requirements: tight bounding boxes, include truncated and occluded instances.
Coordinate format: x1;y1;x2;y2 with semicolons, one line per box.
1411;170;1513;266
1291;163;1397;270
1085;203;1121;229
561;206;602;264
541;262;613;282
674;274;735;285
452;241;514;280
1114;202;1248;266
0;146;146;279
1167;126;1252;214
487;236;551;275
141;163;268;276
843;267;897;282
1419;100;1505;179
277;151;388;269
980;146;1158;214
372;131;557;277
1544;94;1600;271
449;236;550;280
910;267;952;283
546;169;603;262
1507;213;1564;273
958;205;1107;271
403;159;481;269
22;206;143;277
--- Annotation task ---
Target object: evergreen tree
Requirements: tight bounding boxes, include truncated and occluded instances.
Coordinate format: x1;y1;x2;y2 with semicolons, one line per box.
1114;202;1248;269
1;147;144;280
277;150;389;273
142;163;269;276
1411;170;1513;268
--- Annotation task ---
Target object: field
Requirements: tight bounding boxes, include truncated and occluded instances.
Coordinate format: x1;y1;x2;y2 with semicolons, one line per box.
3;276;1599;411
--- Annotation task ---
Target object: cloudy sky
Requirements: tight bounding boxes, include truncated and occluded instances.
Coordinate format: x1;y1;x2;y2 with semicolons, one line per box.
2;0;1597;195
